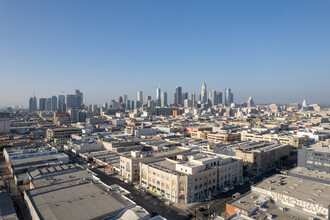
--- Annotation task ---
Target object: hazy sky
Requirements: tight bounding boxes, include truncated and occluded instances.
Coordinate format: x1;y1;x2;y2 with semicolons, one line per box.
1;0;330;106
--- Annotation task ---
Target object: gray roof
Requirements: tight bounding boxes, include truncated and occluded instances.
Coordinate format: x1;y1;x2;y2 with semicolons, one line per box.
0;191;17;219
26;164;135;220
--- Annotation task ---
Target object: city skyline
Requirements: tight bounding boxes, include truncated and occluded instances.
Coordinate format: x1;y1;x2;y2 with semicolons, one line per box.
1;1;330;106
23;85;320;111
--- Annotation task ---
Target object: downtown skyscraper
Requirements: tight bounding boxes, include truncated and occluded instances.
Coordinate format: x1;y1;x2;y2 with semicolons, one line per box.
201;83;207;103
156;86;161;106
174;86;182;106
137;91;143;105
29;96;37;112
225;88;234;106
161;91;167;107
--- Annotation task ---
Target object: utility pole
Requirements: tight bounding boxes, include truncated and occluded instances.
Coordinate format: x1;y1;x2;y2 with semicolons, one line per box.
208;191;211;220
195;203;197;220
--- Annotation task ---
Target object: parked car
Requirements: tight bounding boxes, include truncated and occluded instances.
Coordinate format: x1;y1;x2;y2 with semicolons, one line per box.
198;206;206;212
229;186;235;190
239;181;244;186
222;187;229;193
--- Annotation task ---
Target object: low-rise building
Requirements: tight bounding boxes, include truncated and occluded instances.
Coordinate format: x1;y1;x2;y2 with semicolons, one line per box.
298;144;330;173
53;112;70;126
214;141;291;177
0;191;18;220
25;164;149;220
120;148;192;182
140;151;243;203
3;145;69;178
226;174;330;219
64;139;104;154
207;131;241;144
241;131;308;148
46;127;82;141
288;166;330;184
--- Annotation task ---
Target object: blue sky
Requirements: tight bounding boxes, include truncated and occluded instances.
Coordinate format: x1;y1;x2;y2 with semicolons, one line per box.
0;0;330;106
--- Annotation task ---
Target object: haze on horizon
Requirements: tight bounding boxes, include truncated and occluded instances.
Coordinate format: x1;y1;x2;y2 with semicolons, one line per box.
0;0;330;107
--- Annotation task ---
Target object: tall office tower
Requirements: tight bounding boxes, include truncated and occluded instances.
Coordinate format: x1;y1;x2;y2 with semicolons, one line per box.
145;96;151;105
156;86;161;106
184;99;192;108
225;88;234;106
183;92;188;100
174;86;182;106
67;95;78;108
161;91;167;107
45;98;52;111
247;96;255;108
29;96;37;112
131;100;135;110
216;92;222;105
302;99;307;107
126;100;130;109
148;100;156;108
91;104;99;113
137;91;143;104
197;94;201;102
209;90;216;106
123;95;128;104
118;96;123;104
75;89;83;108
103;102;108;109
51;96;57;111
39;98;46;111
110;100;116;108
135;100;141;109
58;95;66;112
201;83;207;103
189;93;196;107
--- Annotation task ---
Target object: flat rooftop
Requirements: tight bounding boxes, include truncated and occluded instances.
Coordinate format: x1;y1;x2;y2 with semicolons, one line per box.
5;144;55;155
217;141;287;153
0;191;17;219
254;174;330;208
288;166;330;184
304;144;330;153
229;191;321;220
10;153;68;167
26;164;135;220
125;147;191;159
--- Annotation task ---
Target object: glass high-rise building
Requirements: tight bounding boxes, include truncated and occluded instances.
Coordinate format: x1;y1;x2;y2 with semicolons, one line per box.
174;86;182;106
51;96;57;111
58;95;66;112
225;88;234;106
39;98;46;111
156;86;161;106
137;91;143;104
29;96;37;112
75;89;83;108
161;91;167;107
201;83;207;103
